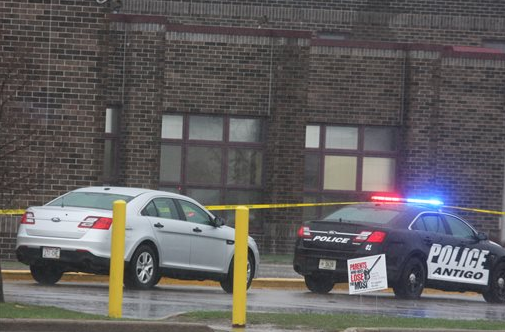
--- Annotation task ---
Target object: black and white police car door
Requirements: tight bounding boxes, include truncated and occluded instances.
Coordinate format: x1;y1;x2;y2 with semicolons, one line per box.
426;214;490;286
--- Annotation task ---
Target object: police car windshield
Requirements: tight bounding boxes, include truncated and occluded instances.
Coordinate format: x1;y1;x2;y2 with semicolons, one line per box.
323;206;400;225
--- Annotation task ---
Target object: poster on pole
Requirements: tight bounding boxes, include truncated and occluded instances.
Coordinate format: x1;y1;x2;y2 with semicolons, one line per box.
347;254;388;295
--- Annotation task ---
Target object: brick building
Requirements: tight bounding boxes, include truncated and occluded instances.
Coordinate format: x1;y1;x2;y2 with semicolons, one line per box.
1;0;505;259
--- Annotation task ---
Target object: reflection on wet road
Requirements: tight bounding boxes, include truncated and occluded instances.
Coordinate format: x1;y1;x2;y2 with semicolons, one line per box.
5;281;505;321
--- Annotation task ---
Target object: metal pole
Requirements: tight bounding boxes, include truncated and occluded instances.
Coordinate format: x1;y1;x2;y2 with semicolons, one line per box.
232;206;249;328
108;200;126;318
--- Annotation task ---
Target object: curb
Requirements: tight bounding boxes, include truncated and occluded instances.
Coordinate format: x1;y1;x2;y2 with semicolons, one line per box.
0;319;213;332
1;270;480;297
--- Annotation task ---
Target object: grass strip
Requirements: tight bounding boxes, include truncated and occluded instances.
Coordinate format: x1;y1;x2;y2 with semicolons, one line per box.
176;311;505;331
0;302;110;320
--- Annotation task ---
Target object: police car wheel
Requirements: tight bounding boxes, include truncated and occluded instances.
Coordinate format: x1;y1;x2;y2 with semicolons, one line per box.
393;257;426;300
304;273;334;294
482;262;505;303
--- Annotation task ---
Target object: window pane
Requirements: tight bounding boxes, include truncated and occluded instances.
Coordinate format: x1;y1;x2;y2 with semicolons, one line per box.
227;149;262;186
105;108;118;134
445;215;475;239
362;157;396;191
189;115;223;141
47;192;133;210
160;145;182;182
161;114;183;139
186;188;221;206
224;190;263;232
305;125;320;148
326;126;358;149
187;146;222;184
323;156;356;190
323;205;400;225
302;195;318;220
152;198;178;219
304;154;319;189
103;139;116;179
230;118;261;142
364;127;397;152
178;199;212;224
159;186;181;194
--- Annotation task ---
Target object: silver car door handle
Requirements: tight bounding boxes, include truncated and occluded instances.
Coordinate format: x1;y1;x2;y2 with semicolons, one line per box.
193;227;202;233
154;222;164;228
125;227;133;230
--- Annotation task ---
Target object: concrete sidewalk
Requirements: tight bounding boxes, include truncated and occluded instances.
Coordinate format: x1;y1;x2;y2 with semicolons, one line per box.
0;319;213;332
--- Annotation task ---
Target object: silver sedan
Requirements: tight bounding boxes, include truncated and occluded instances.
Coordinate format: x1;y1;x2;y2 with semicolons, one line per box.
16;186;260;292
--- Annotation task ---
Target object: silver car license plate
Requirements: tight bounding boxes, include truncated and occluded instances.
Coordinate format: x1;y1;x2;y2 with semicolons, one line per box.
319;259;336;270
42;247;60;259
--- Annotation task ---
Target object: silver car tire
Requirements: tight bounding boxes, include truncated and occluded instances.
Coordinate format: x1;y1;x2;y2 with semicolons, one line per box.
30;262;63;285
124;245;159;290
220;253;254;294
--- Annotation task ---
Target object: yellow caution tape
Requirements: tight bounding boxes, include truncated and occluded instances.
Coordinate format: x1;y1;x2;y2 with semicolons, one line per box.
1;204;504;216
443;206;505;216
205;202;361;211
0;209;25;215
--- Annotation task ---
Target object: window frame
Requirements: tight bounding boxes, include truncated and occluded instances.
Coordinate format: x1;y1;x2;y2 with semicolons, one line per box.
304;124;399;194
159;114;266;203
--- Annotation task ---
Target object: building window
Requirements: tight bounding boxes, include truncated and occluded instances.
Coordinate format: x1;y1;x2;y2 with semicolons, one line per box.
103;107;120;183
303;124;398;218
159;114;265;232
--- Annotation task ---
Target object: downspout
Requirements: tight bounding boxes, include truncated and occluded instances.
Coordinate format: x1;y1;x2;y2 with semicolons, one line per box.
502;153;505;244
398;47;409;194
122;24;127;107
267;36;274;117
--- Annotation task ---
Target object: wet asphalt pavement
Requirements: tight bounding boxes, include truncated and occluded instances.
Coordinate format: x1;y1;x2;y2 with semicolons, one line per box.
4;280;505;322
4;263;505;332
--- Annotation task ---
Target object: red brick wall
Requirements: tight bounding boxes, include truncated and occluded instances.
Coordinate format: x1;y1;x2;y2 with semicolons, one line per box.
1;1;505;258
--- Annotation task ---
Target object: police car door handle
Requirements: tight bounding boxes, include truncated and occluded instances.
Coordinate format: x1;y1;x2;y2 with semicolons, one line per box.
154;222;164;228
193;227;202;233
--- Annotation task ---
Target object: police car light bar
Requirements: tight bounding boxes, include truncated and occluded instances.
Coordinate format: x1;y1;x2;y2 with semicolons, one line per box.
371;195;443;206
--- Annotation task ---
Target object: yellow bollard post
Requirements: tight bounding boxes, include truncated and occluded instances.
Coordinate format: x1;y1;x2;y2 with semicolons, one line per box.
108;200;126;318
232;206;249;328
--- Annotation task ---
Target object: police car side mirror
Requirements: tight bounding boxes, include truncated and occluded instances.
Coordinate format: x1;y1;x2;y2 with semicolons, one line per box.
476;232;488;241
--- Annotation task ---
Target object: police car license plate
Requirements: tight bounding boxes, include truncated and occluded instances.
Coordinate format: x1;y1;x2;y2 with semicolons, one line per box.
319;259;336;270
42;247;60;259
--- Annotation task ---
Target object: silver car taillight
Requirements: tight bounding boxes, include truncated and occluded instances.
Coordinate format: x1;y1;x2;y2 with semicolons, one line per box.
78;216;113;230
20;212;35;224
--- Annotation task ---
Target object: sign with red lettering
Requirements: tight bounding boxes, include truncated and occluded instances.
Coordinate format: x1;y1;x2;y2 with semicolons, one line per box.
347;254;387;295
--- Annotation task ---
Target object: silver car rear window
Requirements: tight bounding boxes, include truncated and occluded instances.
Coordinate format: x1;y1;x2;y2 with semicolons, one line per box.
323;206;400;224
47;192;134;210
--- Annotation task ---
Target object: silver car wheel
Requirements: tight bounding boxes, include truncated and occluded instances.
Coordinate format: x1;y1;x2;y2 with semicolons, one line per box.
136;251;154;283
247;259;251;282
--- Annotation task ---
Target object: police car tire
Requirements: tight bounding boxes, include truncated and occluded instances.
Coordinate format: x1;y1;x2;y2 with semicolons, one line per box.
30;263;63;285
304;274;334;294
124;245;159;290
482;262;505;303
393;257;426;300
220;253;254;294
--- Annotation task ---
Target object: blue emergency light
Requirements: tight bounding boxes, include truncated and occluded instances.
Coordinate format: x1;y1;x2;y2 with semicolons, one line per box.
371;195;444;206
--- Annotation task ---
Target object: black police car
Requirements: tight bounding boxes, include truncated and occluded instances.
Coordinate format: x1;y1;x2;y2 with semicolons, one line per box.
293;196;505;303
